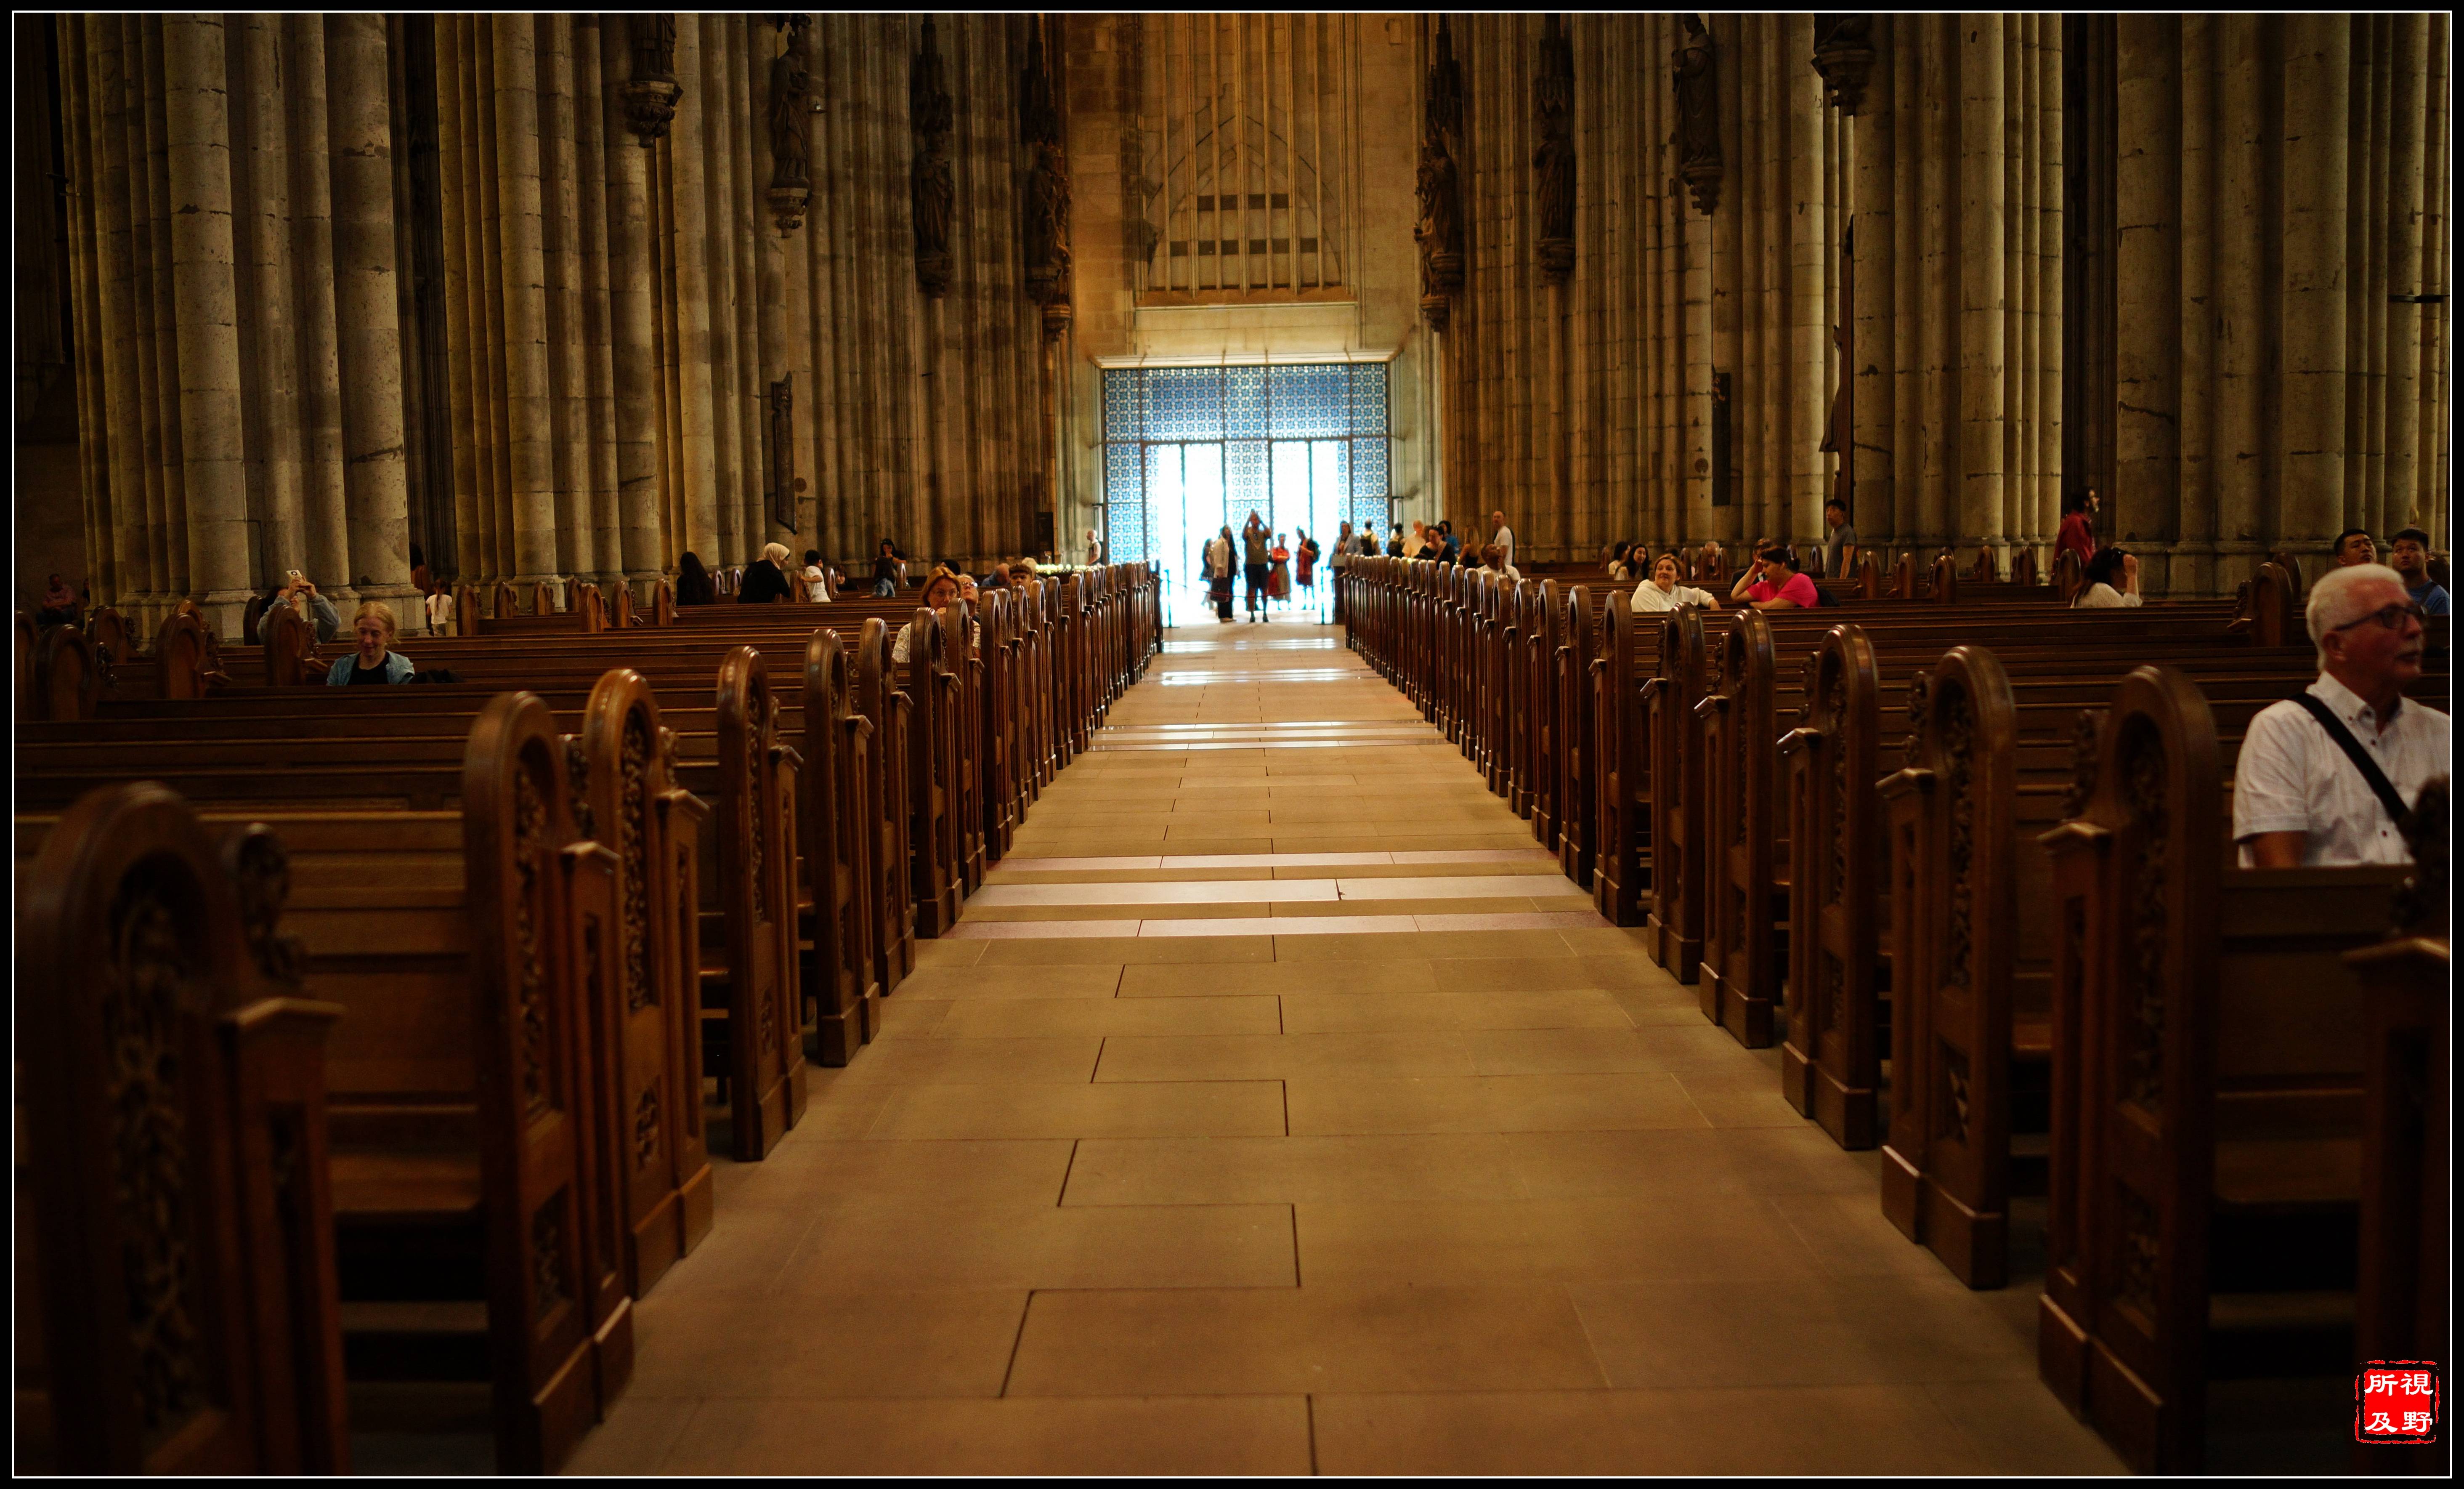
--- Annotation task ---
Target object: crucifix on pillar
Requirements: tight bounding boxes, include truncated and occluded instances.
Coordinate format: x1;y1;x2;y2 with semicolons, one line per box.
766;375;804;535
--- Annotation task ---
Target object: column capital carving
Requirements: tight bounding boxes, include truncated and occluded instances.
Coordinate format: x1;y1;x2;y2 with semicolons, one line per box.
622;14;683;148
1673;14;1723;216
1811;15;1877;115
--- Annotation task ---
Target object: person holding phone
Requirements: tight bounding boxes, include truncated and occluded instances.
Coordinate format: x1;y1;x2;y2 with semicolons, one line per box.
258;569;342;642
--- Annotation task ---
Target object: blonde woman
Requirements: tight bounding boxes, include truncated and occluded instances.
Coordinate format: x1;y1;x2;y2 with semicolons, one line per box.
1632;553;1720;612
327;601;414;684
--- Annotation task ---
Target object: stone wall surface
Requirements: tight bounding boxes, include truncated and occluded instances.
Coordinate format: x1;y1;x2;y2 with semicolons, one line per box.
14;13;2451;620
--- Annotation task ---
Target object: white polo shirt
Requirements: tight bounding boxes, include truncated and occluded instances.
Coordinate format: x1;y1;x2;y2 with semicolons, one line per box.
1493;525;1516;571
2231;673;2450;867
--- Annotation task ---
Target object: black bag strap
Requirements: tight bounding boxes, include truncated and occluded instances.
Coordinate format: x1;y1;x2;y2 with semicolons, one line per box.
2290;691;2414;828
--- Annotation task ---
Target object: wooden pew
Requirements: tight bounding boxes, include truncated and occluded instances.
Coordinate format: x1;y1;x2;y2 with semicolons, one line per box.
17;694;643;1472
1876;640;2448;1289
27;649;810;1166
17;783;350;1473
2034;666;2425;1473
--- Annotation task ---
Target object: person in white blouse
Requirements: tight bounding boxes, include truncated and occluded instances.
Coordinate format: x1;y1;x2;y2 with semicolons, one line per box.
1631;553;1721;612
2071;546;2143;608
2233;563;2447;868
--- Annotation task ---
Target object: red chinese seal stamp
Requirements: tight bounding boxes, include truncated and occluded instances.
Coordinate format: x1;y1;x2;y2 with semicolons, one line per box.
2357;1362;2441;1444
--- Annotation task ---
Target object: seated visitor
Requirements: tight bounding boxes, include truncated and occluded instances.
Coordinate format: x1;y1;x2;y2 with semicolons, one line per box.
2387;526;2449;616
35;572;80;628
736;542;794;603
2071;546;2142;608
1479;544;1521;582
258;570;342;642
801;548;832;601
2332;526;2378;567
327;601;414;685
1632;553;1719;612
872;537;908;596
2233;562;2448;868
1730;545;1817;610
676;551;719;605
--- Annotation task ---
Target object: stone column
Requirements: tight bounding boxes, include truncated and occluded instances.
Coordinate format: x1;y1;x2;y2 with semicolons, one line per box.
142;17;194;602
2277;15;2349;551
1785;14;1827;546
605;27;664;590
1958;13;2007;562
667;19;721;563
241;17;305;584
541;13;591;589
2210;15;2265;567
2382;13;2426;532
328;14;417;617
494;18;560;588
2171;16;2216;594
88;23;149;614
1850;20;1896;549
575;17;625;590
160;15;252;633
2114;16;2177;558
289;15;352;599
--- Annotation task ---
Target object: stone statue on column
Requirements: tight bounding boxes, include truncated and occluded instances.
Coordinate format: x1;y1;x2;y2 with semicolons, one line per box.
1673;14;1721;216
911;19;955;298
767;16;812;235
1416;17;1466;327
1534;14;1576;284
623;14;683;147
1020;16;1073;341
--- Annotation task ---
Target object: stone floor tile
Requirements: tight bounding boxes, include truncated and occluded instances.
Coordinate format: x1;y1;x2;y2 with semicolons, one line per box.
1308;1384;1995;1476
654;1396;1312;1476
1061;1133;1523;1206
861;1079;1288;1141
1004;1285;1606;1396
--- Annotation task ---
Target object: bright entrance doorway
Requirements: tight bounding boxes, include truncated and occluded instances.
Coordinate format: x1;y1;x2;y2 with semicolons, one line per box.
1100;363;1391;625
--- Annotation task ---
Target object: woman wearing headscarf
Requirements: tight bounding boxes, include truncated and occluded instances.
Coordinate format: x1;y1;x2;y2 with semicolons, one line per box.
737;542;795;603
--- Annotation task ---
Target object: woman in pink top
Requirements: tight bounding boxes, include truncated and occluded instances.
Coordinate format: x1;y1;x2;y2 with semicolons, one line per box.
1729;545;1819;609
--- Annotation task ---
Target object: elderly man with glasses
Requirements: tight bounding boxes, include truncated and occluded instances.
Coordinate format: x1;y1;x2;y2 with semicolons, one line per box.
2233;562;2448;868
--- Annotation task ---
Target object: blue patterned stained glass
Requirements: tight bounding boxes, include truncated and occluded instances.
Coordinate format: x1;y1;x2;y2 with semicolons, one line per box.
1267;363;1348;439
1224;440;1269;531
1350;436;1390;532
1145;365;1224;441
1103;368;1142;440
1349;363;1389;434
1225;367;1267;438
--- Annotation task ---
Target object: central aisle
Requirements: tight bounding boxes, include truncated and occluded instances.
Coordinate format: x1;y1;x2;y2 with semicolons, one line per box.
572;619;2121;1476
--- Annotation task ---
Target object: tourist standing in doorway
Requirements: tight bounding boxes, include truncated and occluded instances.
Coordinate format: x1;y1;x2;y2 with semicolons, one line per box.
1269;533;1293;606
1205;526;1236;621
1241;513;1271;620
1296;530;1319;596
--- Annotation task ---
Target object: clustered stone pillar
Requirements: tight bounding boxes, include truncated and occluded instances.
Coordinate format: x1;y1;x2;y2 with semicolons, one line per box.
1832;14;2060;572
161;15;255;633
329;13;417;615
2103;13;2449;592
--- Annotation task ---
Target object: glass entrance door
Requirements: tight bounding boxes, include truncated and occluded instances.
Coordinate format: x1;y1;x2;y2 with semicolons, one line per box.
1102;363;1391;625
